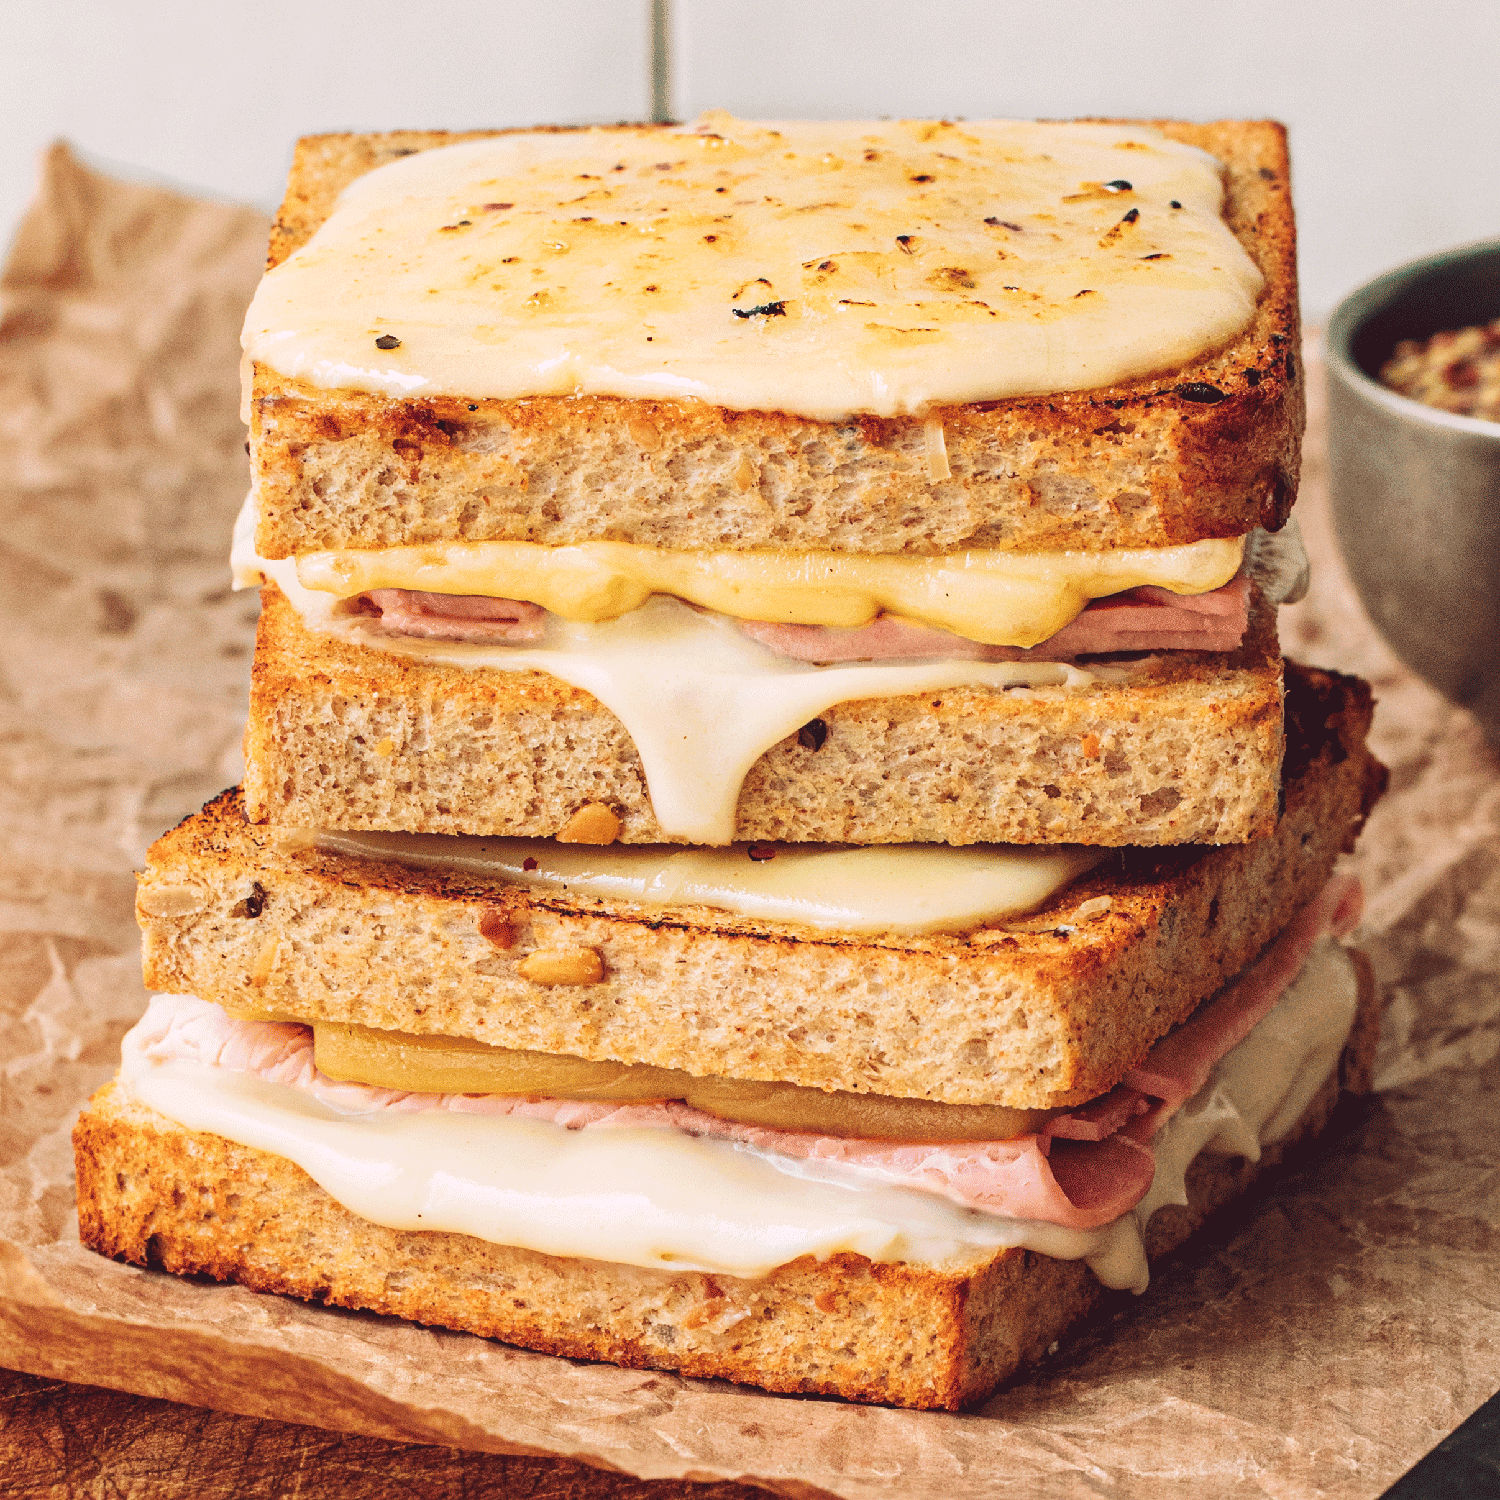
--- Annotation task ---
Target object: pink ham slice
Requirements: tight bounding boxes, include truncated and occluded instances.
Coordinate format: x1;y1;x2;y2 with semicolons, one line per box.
736;576;1252;663
358;577;1250;658
132;875;1357;1235
362;589;546;643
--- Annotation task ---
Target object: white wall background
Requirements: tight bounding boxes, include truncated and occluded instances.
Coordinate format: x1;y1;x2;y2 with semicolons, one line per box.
2;0;1497;320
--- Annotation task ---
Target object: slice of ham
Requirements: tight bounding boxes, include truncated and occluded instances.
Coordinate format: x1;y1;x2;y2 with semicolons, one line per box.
130;876;1357;1235
736;577;1252;663
1044;874;1363;1147
356;576;1250;659
361;589;547;643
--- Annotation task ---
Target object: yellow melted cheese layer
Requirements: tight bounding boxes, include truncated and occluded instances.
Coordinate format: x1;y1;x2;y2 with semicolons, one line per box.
235;497;1126;845
243;115;1264;420
297;534;1245;647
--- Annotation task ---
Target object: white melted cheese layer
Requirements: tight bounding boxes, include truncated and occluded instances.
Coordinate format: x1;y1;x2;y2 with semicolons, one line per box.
119;1041;1096;1277
117;941;1359;1291
307;828;1107;936
234;498;1124;844
242;116;1263;420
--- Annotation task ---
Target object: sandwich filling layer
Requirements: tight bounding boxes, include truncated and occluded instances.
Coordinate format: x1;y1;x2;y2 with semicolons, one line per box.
240;503;1124;843
300;828;1107;936
118;877;1362;1293
303;1024;1059;1142
242;117;1263;420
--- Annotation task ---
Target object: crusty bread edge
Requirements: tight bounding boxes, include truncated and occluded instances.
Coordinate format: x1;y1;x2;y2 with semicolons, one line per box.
241;582;1287;848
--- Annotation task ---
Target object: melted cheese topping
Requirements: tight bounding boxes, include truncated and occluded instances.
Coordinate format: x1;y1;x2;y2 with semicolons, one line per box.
236;499;1127;844
306;827;1105;935
298;534;1244;647
243;115;1263;420
117;941;1359;1290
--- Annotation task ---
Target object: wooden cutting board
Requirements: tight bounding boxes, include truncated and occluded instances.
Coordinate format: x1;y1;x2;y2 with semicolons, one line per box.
0;1366;772;1499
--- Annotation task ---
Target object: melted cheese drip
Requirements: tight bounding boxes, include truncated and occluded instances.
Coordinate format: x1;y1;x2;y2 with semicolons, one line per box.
306;827;1105;935
117;942;1359;1289
235;499;1127;844
298;534;1244;647
243;116;1263;420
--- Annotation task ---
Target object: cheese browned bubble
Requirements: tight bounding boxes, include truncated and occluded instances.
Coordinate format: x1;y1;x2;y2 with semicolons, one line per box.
243;116;1263;420
297;534;1245;648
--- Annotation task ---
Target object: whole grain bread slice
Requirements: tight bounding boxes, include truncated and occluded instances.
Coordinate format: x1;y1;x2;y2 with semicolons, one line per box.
147;662;1383;1109
249;119;1301;559
241;583;1287;848
73;965;1376;1413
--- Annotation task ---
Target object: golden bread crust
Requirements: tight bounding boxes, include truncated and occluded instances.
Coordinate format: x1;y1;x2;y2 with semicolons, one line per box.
249;120;1301;557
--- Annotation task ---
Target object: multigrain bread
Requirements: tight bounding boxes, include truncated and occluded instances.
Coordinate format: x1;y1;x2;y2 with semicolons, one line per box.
242;583;1287;847
73;971;1376;1413
146;663;1384;1109
249;120;1302;559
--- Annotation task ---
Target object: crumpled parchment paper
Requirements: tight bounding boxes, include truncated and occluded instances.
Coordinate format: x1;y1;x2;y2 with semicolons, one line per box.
0;144;1496;1500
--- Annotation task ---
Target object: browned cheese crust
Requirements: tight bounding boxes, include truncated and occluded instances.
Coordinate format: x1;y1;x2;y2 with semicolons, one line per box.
249;120;1302;558
72;965;1376;1412
241;583;1287;849
147;663;1384;1108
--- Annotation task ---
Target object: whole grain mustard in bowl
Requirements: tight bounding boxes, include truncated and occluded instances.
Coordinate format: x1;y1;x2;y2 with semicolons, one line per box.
1379;317;1500;421
1326;240;1500;745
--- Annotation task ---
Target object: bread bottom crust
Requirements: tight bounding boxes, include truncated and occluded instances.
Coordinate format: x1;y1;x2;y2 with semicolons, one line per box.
244;584;1285;847
74;972;1375;1412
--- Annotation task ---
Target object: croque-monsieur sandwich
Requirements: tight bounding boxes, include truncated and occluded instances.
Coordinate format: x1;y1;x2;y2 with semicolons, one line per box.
73;115;1381;1413
232;114;1305;847
79;664;1383;1409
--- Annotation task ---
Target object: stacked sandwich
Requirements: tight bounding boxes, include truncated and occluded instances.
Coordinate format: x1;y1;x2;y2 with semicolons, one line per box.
75;116;1386;1410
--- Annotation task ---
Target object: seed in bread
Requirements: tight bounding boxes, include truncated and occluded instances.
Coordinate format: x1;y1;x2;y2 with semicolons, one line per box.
241;581;1287;847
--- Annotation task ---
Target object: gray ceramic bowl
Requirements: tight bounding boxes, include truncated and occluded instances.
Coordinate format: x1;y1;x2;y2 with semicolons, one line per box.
1326;240;1500;744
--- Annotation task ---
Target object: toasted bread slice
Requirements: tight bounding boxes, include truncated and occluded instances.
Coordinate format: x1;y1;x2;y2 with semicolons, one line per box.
73;966;1376;1413
250;120;1301;560
241;582;1287;848
147;664;1383;1109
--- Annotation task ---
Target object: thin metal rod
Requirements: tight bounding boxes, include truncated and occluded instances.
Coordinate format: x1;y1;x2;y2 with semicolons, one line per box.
651;0;673;122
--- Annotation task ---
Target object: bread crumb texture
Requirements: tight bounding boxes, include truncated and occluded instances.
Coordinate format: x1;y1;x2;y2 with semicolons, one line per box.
151;666;1383;1108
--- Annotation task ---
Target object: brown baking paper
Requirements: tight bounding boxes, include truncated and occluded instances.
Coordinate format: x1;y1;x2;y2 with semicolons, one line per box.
1;145;1497;1499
